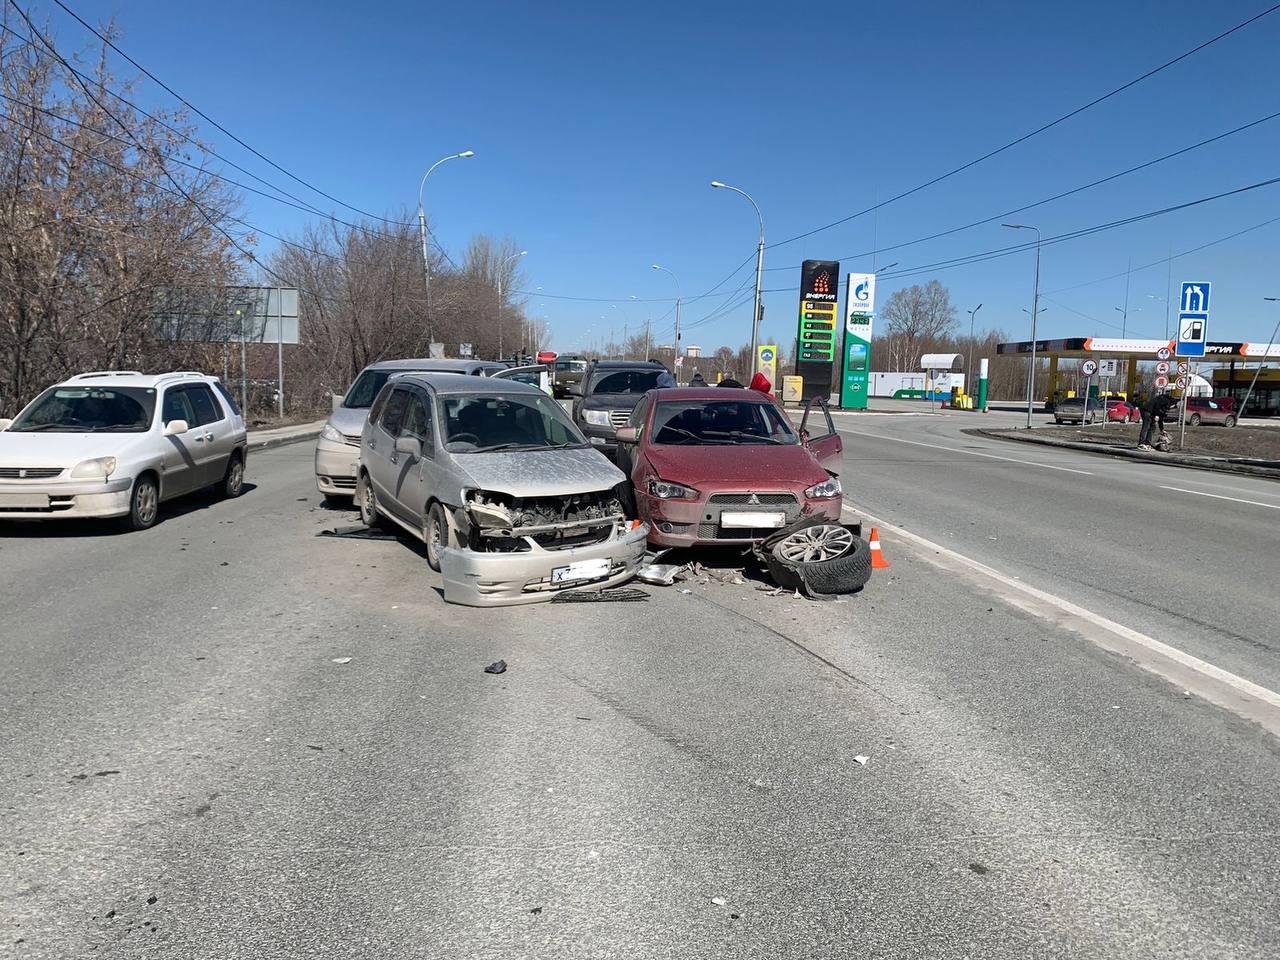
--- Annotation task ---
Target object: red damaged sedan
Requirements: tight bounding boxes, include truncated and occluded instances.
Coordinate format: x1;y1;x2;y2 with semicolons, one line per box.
614;388;844;548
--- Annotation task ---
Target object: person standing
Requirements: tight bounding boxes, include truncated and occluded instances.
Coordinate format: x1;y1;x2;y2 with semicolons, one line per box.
1139;391;1178;450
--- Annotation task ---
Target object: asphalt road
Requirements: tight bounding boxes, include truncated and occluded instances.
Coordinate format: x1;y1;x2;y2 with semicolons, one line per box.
3;437;1280;958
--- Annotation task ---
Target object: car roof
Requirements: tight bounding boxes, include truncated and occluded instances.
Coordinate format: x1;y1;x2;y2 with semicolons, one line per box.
650;387;772;402
362;358;503;373
390;372;547;397
588;360;667;369
56;370;219;389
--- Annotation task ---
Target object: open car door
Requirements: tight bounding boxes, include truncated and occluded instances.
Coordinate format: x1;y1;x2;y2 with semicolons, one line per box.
492;364;553;396
799;397;843;475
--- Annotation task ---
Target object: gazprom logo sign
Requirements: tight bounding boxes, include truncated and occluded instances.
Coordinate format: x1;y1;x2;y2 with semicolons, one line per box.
848;273;876;315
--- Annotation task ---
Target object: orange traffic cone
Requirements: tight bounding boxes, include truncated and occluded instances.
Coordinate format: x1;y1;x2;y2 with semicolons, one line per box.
868;527;890;570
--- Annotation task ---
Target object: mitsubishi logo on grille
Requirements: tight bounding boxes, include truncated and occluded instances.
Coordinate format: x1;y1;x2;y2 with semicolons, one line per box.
747;493;760;505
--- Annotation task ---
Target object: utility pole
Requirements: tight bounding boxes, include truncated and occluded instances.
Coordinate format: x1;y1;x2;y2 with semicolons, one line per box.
276;287;285;418
711;181;765;373
1003;224;1041;428
496;250;527;361
1120;257;1132;337
966;303;983;388
417;150;475;346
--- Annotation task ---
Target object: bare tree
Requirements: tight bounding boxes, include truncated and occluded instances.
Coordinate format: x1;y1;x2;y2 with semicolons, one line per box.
879;280;957;371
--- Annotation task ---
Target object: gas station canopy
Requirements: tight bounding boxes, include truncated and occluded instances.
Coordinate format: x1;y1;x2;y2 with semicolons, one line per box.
996;336;1280;360
920;352;964;369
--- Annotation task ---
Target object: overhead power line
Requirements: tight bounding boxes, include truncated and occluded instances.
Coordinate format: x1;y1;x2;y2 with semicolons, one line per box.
769;1;1280;249
48;0;413;227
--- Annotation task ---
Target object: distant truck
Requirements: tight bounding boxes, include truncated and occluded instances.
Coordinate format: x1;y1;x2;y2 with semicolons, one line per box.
550;353;588;399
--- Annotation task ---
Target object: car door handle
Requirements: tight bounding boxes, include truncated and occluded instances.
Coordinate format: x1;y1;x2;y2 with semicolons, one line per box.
193;435;206;443
204;432;215;441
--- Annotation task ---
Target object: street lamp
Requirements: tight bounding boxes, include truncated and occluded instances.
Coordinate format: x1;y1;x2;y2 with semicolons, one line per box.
496;250;527;360
417;150;475;344
711;180;765;372
1114;304;1141;337
1003;223;1042;428
967;303;983;385
1240;297;1280;418
651;264;682;368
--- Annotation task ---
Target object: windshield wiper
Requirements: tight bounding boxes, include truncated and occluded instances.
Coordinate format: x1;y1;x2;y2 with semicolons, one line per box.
470;441;545;452
703;430;786;444
15;422;78;432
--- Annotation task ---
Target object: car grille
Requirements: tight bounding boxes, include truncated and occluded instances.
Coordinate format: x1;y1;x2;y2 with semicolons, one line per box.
0;467;63;480
707;493;798;507
697;523;785;541
608;409;631;428
326;476;358;490
341;433;362;447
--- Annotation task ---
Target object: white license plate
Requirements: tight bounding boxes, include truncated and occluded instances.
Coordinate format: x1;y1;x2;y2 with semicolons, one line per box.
551;558;612;584
719;511;786;529
0;493;50;509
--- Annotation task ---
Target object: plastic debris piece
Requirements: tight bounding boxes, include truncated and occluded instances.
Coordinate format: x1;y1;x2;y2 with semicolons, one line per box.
637;563;684;586
550;587;649;603
331;657;352;665
679;589;693;595
853;755;870;766
711;897;727;907
317;524;398;540
484;660;508;675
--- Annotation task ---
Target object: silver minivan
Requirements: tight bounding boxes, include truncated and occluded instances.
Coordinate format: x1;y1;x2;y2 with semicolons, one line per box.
355;373;648;605
314;358;507;503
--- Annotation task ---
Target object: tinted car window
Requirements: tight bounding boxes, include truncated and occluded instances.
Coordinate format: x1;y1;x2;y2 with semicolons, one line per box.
9;386;156;433
186;384;223;426
379;388;410;436
401;394;433;444
213;380;241;416
162;387;196;426
588;369;664;395
344;369;393;408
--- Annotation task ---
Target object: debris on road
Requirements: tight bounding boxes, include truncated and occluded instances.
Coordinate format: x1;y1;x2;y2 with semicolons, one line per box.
853;755;870;766
317;524;398;540
549;587;649;603
330;657;352;665
484;659;508;675
711;896;727;906
636;562;686;585
755;515;872;600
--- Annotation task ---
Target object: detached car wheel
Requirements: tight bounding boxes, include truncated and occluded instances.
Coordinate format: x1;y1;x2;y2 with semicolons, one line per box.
124;475;160;531
425;502;448;573
765;523;873;599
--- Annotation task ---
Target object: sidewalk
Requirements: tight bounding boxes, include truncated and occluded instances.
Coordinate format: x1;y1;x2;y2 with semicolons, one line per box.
246;419;325;451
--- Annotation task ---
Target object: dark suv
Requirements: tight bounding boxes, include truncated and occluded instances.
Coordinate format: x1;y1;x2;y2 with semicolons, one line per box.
572;360;669;457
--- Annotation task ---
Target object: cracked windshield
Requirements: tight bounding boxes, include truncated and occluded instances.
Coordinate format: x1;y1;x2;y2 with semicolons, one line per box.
3;1;1279;958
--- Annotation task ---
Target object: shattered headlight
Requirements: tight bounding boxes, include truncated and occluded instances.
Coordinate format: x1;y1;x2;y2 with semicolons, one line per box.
319;423;343;443
804;476;842;499
648;478;697;500
70;457;117;480
583;409;611;427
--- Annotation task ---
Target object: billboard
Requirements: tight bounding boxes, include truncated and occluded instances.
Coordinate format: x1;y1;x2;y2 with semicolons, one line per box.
840;273;876;409
795;260;840;401
154;286;299;344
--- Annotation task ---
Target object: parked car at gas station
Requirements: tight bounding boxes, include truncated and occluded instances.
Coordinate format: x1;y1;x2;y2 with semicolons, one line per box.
1177;396;1238;427
614;388;843;548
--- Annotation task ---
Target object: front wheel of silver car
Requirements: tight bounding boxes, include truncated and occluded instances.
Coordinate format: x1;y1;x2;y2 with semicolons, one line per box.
425;502;448;572
124;475;159;531
357;473;381;529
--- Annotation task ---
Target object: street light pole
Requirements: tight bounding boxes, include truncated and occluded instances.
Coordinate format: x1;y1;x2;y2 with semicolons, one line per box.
651;264;682;371
1003;223;1041;428
966;303;983;387
711;180;765;373
496;250;527;361
417;150;475;347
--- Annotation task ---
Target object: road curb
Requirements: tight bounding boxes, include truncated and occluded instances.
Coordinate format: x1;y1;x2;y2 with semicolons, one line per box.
246;421;325;452
968;428;1280;480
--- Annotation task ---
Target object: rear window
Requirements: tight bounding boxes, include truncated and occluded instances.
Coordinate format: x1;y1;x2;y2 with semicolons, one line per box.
588;369;664;395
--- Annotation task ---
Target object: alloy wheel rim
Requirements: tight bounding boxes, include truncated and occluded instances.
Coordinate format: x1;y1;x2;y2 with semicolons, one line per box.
777;524;854;563
137;482;157;524
229;461;243;492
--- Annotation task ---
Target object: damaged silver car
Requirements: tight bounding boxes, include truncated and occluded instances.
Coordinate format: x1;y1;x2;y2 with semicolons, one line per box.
356;373;648;605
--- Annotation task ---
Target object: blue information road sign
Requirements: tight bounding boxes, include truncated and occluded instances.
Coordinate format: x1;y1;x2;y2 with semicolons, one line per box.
1176;280;1211;358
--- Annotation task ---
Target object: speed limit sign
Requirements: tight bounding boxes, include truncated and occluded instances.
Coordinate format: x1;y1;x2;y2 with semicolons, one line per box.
1155;375;1169;388
1155;360;1170;375
1081;359;1098;376
1157;346;1172;361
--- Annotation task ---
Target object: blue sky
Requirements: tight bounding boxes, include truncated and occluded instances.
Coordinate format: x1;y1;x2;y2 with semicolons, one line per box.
40;0;1280;351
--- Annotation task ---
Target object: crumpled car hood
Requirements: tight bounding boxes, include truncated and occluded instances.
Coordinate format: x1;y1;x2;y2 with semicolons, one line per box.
455;447;624;498
644;443;826;486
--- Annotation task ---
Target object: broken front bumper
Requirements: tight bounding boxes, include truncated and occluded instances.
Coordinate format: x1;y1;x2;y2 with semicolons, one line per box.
439;522;650;606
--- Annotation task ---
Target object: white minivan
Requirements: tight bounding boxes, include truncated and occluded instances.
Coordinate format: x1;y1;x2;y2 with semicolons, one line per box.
0;370;247;529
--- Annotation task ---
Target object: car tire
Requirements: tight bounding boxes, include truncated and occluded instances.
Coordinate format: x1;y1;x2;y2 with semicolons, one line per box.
765;525;872;598
1224;415;1237;428
218;452;245;499
1055;418;1063;425
357;472;382;529
425;502;448;572
1189;413;1201;426
123;474;160;531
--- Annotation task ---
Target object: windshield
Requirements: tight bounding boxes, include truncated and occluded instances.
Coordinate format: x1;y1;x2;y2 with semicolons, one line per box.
9;386;157;433
588;368;664;395
651;399;798;446
443;393;588;452
343;369;395;408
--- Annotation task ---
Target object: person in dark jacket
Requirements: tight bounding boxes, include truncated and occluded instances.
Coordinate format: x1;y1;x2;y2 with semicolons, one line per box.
689;370;708;387
1139;391;1178;449
718;376;744;389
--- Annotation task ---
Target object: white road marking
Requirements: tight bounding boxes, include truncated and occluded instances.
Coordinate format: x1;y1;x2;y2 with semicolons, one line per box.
843;498;1280;736
838;427;1094;475
1159;485;1280;510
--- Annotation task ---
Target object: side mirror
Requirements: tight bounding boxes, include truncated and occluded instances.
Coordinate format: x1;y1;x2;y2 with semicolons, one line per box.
615;426;638;444
395;435;422;459
164;419;189;437
0;419;11;432
331;393;343;413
